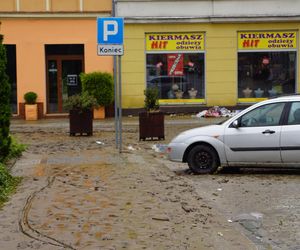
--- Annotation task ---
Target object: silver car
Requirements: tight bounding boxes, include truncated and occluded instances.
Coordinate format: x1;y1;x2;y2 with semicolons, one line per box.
167;95;300;174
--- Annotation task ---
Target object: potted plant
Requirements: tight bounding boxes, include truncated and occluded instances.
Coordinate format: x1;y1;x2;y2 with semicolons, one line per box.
24;91;38;121
80;71;114;119
64;92;98;136
139;87;165;140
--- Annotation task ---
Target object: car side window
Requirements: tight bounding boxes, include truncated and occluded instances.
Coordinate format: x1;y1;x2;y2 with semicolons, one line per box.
240;102;285;127
287;102;300;125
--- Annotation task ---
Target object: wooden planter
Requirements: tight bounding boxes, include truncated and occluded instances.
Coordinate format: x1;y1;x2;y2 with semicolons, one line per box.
19;102;44;119
25;104;38;121
69;109;93;136
139;111;165;141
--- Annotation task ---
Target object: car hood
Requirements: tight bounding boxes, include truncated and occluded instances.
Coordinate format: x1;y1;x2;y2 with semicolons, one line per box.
170;124;224;143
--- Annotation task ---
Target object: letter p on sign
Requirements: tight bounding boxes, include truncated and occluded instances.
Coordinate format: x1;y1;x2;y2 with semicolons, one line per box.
97;17;124;45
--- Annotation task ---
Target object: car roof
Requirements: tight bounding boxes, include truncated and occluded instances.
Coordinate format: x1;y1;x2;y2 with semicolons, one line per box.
247;95;300;109
272;95;300;101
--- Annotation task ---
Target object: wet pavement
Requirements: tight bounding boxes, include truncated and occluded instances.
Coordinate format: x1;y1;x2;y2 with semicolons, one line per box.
1;116;299;249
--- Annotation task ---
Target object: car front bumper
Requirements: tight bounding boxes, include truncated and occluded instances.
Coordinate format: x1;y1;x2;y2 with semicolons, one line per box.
167;142;187;162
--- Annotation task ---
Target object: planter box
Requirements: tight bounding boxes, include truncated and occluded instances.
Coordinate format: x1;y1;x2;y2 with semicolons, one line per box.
139;112;165;140
25;104;38;121
19;102;44;119
69;109;93;136
93;106;105;119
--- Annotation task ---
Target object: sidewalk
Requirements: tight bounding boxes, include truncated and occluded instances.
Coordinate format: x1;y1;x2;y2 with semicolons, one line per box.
0;117;255;249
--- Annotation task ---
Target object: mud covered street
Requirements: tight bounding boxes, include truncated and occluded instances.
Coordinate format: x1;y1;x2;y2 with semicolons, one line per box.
1;116;299;249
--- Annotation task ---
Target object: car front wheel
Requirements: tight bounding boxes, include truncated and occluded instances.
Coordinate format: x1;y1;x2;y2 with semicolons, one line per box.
187;145;219;174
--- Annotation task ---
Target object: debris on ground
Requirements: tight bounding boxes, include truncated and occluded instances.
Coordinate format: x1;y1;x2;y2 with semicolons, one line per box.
151;144;168;153
232;212;264;232
127;145;136;151
194;106;242;118
95;140;105;145
217;232;224;237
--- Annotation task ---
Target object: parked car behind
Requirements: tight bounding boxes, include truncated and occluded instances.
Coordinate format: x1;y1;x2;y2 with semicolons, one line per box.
147;75;189;99
167;95;300;174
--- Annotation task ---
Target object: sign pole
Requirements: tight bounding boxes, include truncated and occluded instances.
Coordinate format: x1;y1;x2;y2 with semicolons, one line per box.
112;0;119;150
97;15;123;152
114;55;119;149
118;55;122;152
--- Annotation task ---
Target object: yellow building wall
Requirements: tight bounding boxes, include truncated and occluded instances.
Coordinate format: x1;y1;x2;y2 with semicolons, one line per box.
123;22;300;108
1;18;112;114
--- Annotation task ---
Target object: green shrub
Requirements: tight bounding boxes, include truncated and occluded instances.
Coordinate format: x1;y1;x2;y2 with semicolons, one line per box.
24;91;37;104
144;87;159;111
0;163;21;205
81;72;114;107
7;136;26;161
0;34;11;162
63;92;98;112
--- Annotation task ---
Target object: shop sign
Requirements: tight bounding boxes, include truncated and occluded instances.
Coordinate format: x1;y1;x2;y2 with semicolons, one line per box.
167;54;184;76
97;17;124;56
146;33;205;51
238;31;297;50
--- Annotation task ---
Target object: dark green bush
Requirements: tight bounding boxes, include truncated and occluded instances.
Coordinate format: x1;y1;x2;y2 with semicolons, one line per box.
0;34;11;162
81;72;114;107
144;87;159;111
24;91;37;104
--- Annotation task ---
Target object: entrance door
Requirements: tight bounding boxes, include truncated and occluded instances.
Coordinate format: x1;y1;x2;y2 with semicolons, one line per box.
46;55;84;113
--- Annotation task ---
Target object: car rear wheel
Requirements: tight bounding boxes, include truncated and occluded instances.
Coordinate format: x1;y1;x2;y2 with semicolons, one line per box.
187;145;219;174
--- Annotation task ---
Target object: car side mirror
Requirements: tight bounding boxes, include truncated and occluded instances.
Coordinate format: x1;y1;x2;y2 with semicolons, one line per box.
231;120;239;128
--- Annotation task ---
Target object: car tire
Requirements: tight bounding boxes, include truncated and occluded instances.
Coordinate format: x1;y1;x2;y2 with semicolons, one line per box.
187;144;219;174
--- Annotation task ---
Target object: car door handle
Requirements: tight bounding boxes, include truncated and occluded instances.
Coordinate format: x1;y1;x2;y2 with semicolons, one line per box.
262;129;275;134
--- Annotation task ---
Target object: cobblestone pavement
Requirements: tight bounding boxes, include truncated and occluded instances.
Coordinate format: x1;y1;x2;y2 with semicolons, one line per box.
0;117;256;249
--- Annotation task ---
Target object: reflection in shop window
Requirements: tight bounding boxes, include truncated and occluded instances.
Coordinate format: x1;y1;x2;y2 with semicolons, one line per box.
146;53;205;99
238;51;296;98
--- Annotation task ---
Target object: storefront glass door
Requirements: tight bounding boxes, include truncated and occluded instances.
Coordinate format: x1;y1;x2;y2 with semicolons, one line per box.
47;55;83;113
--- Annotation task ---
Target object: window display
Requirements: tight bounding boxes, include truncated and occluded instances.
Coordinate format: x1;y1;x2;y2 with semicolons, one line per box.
146;53;204;99
145;33;205;101
238;51;296;98
238;31;297;99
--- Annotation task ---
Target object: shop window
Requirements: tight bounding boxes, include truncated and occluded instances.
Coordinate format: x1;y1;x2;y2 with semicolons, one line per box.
145;32;205;102
238;51;296;98
237;30;297;99
146;53;205;99
5;45;17;114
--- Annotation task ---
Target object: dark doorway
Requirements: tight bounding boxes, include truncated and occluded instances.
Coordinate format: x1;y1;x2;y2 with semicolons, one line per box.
5;45;17;114
45;44;84;113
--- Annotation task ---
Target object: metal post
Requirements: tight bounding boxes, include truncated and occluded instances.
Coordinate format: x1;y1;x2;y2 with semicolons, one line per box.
118;55;122;152
112;0;119;150
114;56;118;149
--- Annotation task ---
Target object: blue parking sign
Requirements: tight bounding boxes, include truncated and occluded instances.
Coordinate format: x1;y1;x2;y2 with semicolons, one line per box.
97;17;124;45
